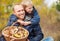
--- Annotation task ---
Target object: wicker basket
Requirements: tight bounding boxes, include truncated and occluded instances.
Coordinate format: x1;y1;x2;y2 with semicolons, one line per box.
2;26;29;41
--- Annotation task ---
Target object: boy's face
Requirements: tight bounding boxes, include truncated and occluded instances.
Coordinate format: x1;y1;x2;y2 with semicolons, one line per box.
14;5;25;20
25;5;33;14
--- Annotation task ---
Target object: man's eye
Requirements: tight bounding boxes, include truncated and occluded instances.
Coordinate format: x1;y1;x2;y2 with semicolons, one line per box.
17;10;20;12
22;9;24;11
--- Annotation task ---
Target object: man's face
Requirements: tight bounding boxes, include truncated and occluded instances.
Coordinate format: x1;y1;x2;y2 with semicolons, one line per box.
14;5;25;20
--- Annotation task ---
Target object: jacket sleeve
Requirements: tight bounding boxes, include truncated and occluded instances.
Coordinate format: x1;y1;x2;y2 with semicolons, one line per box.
30;7;40;25
7;15;17;26
29;26;44;41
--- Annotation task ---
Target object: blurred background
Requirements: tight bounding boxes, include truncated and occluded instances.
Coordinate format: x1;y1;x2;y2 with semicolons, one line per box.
0;0;60;41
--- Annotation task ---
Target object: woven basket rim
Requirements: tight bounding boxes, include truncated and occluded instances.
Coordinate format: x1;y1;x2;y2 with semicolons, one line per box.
2;26;29;39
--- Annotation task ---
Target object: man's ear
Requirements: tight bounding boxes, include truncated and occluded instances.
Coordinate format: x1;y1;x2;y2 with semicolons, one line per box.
13;11;16;15
13;7;15;13
13;10;16;14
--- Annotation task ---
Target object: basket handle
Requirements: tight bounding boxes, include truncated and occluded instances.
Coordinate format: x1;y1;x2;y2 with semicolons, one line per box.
11;22;17;26
11;21;23;27
8;22;18;39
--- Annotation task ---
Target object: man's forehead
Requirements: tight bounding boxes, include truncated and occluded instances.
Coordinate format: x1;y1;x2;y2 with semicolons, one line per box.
14;5;23;11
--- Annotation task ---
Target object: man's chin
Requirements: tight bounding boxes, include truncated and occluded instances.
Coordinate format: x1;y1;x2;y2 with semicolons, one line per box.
19;17;24;20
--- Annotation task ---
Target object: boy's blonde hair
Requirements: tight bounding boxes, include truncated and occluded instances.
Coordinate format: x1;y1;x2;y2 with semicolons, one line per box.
21;0;33;8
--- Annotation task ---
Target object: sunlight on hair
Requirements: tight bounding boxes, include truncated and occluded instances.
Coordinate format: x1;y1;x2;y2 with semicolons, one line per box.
21;0;33;6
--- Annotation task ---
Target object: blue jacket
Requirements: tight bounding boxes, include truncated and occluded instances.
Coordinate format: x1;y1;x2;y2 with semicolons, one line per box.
6;7;44;41
24;7;44;41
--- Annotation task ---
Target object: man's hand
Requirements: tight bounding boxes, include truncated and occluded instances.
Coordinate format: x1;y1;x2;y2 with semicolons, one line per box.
24;21;31;26
17;20;24;25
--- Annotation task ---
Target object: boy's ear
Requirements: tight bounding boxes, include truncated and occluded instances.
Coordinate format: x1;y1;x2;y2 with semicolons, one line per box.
33;6;34;8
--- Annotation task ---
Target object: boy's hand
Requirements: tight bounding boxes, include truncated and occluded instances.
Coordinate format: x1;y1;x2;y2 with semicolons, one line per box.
24;21;31;26
17;20;31;26
17;20;24;25
27;39;30;41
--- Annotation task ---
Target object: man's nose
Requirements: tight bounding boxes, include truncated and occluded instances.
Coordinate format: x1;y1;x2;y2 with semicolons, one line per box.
20;11;25;14
18;12;23;15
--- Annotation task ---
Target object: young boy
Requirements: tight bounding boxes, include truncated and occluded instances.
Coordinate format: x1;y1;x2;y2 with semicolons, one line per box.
20;1;44;41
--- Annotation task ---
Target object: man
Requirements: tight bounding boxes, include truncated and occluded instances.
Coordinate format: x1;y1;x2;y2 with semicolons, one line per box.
7;3;44;41
0;4;25;41
0;4;44;41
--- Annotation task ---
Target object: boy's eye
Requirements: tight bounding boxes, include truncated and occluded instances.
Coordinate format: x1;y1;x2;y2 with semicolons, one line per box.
29;8;31;9
29;7;33;10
